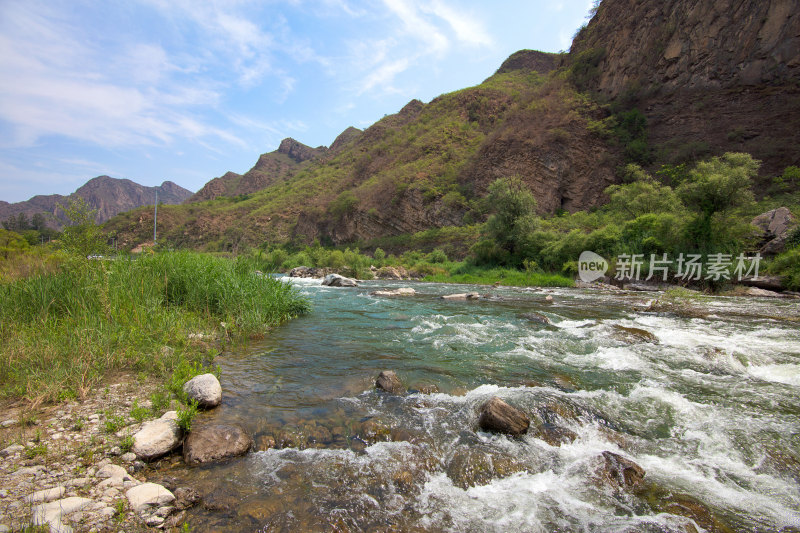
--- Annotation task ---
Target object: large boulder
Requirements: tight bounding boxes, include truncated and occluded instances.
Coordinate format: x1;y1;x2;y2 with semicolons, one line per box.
752;207;796;255
183;424;253;465
374;266;404;280
321;274;358;287
183;373;222;408
132;411;182;461
375;370;405;394
478;397;530;437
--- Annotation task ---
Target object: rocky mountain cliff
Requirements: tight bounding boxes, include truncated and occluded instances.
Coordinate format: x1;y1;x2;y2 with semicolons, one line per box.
0;176;192;229
105;0;799;252
571;0;800;175
187;136;348;202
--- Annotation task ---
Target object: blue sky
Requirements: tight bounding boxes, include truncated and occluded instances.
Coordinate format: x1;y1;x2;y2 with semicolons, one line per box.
0;0;593;203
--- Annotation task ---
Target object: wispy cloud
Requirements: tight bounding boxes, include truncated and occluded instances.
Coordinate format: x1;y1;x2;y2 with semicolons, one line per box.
0;1;244;150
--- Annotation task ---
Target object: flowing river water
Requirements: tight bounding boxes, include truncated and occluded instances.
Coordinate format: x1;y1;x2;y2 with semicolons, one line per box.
163;278;800;532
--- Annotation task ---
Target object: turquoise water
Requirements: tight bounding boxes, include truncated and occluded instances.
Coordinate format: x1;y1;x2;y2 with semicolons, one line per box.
168;278;800;532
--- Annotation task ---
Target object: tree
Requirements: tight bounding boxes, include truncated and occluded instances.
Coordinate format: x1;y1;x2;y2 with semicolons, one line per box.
605;164;682;219
677;152;758;251
58;197;108;258
482;176;538;265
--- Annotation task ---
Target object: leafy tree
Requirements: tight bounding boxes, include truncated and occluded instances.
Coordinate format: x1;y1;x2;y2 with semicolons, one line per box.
677;152;758;251
483;176;538;264
605;164;681;218
58;197;108;258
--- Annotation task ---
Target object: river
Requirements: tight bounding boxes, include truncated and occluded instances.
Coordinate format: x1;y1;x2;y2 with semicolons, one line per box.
163;278;800;532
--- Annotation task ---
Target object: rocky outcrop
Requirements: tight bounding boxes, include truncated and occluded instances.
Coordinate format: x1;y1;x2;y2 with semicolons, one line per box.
530;423;578;446
131;411;182;461
321;273;358;287
376;371;405;394
495;49;561;75
570;0;800;176
752;207;796;255
478;397;530;437
288;266;333;278
183;374;222;408
183;424;253;465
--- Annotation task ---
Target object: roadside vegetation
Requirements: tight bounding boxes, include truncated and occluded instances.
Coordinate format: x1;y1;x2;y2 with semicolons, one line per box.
0;200;309;405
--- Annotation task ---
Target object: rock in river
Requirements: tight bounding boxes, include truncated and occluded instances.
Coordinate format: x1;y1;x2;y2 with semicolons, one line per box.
599;451;645;490
132;411;182;461
375;370;405;394
370;287;416;297
441;292;480;301
519;312;551;325
321;273;358;287
183;424;253;465
478;397;530;437
612;325;659;344
183;373;222;408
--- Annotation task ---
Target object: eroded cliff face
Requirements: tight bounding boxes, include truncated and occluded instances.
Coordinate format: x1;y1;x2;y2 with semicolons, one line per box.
573;0;800;96
572;0;800;174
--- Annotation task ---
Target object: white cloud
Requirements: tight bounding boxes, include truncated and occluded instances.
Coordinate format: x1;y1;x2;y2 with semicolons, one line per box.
0;0;246;150
424;1;493;47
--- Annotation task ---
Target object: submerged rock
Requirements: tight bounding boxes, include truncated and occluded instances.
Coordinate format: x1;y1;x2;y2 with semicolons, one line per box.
530;423;578;446
612;325;659;344
519;311;551;325
321;273;358;287
370;287;416;297
598;451;645;490
441;292;480;301
183;373;222;408
375;370;405;394
132;411;182;461
183;424;253;465
478;397;530;437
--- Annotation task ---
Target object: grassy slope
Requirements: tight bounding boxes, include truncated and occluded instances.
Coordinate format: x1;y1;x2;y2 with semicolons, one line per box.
105;70;551;252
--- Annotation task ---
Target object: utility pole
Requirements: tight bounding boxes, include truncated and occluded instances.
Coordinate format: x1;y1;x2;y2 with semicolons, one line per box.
153;190;158;245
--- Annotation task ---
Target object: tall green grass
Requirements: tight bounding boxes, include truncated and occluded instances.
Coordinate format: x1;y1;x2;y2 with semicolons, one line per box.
0;251;309;403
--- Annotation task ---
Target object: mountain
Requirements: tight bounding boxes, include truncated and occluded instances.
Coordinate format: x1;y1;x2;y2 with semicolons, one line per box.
105;0;800;253
0;176;193;230
570;0;800;176
187;137;334;202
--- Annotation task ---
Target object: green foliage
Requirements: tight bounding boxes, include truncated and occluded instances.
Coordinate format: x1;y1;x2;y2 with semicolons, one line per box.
120;434;134;452
24;443;48;459
177;400;199;432
0;251;308;402
483;176;538;265
104;414;126;434
605;165;682;218
423;265;574;288
769;247;800;290
677;152;758;251
569;47;605;91
329;190;359;219
373;248;386;262
58;197;108;258
130;400;149;423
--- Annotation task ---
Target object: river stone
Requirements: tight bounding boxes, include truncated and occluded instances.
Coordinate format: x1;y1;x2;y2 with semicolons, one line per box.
376;371;405;394
441;292;480;300
478;397;530;437
96;463;128;479
183;424;253;465
745;286;784;298
519;312;551;325
612;325;659;344
132;411;182;461
370;287;416;297
599;451;645;489
321;274;358;287
32;497;93;526
0;444;23;457
530;423;578;446
183;373;222;408
25;485;65;504
126;483;175;514
173;487;201;510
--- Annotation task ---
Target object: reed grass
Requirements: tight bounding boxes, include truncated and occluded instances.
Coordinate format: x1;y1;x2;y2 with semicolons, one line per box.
0;251;309;404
